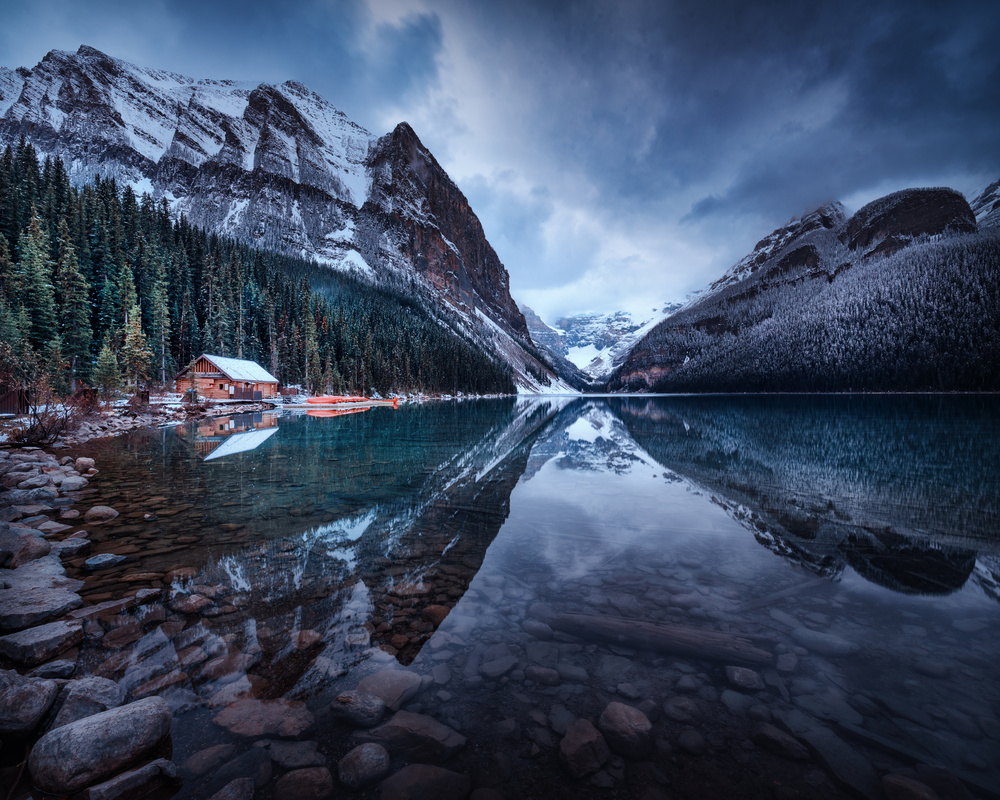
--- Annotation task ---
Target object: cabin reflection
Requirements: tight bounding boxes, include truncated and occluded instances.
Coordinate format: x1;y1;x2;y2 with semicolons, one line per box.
177;412;280;460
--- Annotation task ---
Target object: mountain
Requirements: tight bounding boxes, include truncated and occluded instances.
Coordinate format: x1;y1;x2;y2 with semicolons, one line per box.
0;45;567;392
521;304;682;381
609;186;999;392
972;178;1000;229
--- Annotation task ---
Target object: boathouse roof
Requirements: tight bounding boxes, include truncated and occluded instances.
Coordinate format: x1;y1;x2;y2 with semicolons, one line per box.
178;354;279;384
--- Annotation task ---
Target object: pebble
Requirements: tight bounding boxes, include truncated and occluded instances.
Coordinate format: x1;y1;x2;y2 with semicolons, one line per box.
598;701;653;758
559;718;610;778
677;729;707;755
338;743;391;789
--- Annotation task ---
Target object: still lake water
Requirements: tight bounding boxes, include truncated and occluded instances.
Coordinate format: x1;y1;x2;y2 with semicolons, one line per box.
69;396;1000;799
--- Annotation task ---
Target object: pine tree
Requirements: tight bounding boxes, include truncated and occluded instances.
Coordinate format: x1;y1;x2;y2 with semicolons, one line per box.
53;219;92;390
119;304;152;389
44;335;69;396
18;210;57;351
92;337;122;399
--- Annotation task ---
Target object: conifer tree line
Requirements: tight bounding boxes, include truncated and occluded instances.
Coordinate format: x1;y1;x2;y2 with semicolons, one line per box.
0;139;514;397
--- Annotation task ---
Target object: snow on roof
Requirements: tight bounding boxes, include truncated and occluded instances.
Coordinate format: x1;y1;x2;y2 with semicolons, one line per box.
203;427;279;461
198;354;279;383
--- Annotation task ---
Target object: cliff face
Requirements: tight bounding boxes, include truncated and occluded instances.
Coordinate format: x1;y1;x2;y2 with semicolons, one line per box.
365;123;527;340
610;187;998;393
0;45;556;388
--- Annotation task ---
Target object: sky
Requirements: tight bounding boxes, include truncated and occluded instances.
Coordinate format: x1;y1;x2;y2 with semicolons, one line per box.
2;0;999;324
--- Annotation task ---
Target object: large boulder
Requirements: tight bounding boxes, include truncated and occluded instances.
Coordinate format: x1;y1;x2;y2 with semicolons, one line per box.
319;690;385;728
0;587;82;631
338;743;390;789
0;669;59;736
0;619;83;666
28;696;173;794
47;676;127;731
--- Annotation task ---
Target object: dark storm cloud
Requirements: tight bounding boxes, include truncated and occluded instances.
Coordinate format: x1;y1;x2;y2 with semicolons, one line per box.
2;0;997;319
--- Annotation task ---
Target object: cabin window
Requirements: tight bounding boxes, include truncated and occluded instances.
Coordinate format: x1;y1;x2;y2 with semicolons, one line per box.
219;383;225;390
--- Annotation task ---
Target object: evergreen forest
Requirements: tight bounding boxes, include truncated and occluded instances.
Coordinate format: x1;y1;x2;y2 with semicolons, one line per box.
0;140;514;398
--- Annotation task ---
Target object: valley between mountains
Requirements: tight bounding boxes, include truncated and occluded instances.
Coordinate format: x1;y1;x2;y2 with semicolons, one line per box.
1;45;997;395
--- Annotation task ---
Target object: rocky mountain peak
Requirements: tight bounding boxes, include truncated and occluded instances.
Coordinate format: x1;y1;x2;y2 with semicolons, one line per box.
971;178;1000;229
841;188;976;257
0;45;557;388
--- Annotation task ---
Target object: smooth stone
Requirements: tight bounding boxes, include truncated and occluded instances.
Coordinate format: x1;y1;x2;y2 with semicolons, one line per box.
76;758;179;800
598;701;652;759
790;627;859;657
0;669;59;736
211;748;272;792
208;778;255;800
726;665;766;691
254;739;325;769
29;696;173;794
184;743;236;776
273;767;335;800
559;718;611;778
775;708;879;799
480;654;518;680
523;619;553;640
776;653;798;673
84;506;119;524
0;586;82;632
721;689;755;716
322;689;386;728
213;698;314;737
0;618;83;666
84;553;126;570
677;729;707;756
377;765;471;800
338;742;391;789
30;658;77;679
59;476;89;492
525;665;560;686
356;668;422;710
881;774;942;800
556;662;589;682
675;674;699;693
354;710;466;762
49;537;92;559
751;723;811;760
422;605;450;626
48;675;127;730
663;696;700;722
74;458;96;473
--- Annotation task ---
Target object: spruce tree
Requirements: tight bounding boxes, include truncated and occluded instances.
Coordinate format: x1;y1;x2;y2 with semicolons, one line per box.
119;304;152;389
53;219;93;390
18;211;57;351
92;337;122;399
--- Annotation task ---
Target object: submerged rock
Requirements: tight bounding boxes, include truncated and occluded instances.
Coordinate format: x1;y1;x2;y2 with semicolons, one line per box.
377;764;471;800
338;742;391;789
559;718;610;778
84;506;119;524
273;767;334;800
29;696;173;794
83;553;126;571
598;701;652;759
356;668;422;710
213;698;314;737
47;676;128;731
354;710;466;762
75;758;179;800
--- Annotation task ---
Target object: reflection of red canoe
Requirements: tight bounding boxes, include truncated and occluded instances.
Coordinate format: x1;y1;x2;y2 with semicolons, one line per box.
307;407;370;418
306;395;369;404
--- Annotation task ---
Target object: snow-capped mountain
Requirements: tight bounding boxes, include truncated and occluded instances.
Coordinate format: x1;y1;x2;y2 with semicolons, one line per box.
521;304;682;380
610;186;997;392
971;178;1000;229
0;46;569;392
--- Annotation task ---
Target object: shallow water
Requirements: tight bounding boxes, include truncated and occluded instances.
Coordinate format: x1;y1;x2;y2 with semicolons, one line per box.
67;396;1000;799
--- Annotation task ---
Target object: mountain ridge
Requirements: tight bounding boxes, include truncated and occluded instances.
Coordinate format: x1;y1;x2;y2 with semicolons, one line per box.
0;45;566;392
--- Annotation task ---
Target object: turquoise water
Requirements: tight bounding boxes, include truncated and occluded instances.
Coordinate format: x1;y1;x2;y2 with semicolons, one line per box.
69;396;1000;799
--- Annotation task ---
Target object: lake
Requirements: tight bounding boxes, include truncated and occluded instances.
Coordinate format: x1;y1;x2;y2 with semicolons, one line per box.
66;395;1000;799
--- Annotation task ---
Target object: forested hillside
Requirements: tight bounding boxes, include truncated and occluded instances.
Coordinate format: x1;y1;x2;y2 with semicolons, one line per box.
610;189;1000;393
0;139;514;396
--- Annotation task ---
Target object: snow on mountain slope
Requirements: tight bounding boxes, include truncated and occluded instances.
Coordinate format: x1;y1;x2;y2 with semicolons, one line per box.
521;304;682;380
971;178;1000;229
1;45;559;391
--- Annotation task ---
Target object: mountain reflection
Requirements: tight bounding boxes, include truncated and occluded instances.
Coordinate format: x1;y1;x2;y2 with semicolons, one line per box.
609;395;1000;598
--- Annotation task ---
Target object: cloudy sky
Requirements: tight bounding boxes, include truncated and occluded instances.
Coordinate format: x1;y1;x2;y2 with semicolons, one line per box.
3;0;999;323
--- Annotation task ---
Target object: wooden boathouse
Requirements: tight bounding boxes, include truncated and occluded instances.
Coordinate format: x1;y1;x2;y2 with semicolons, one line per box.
175;354;279;402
